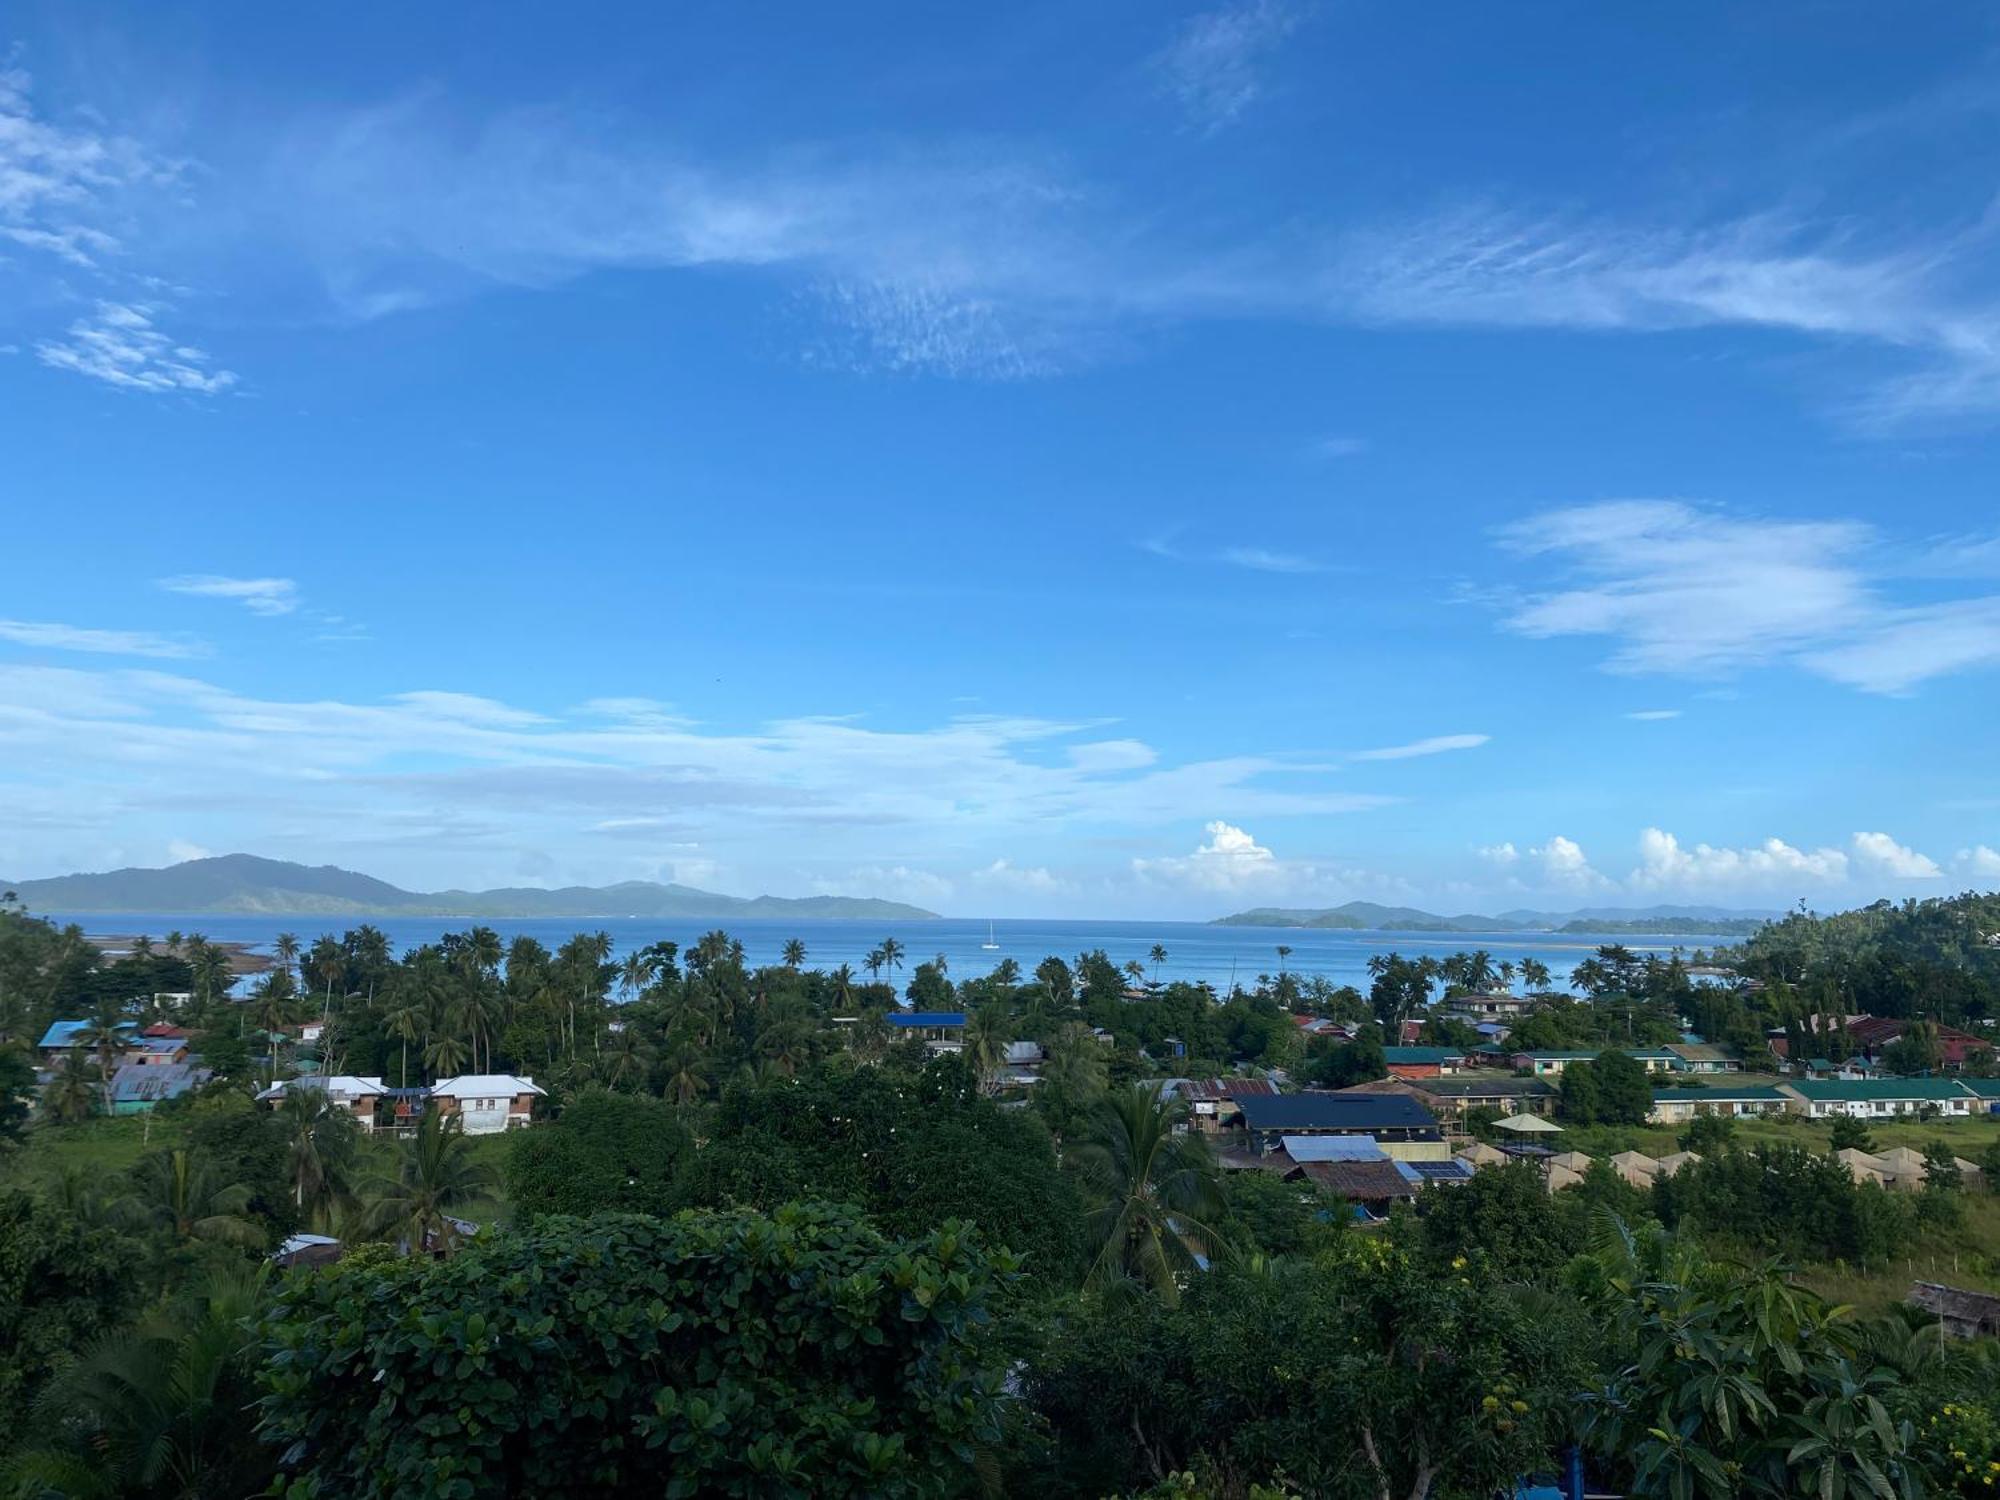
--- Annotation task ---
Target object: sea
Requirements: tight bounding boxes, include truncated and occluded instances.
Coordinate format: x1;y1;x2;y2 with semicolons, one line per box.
50;913;1740;995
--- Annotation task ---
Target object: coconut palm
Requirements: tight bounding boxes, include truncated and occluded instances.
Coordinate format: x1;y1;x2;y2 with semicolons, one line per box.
1072;1084;1222;1304
877;936;906;979
1149;944;1168;981
781;938;807;970
1275;944;1293;976
273;932;301;988
384;994;425;1088
277;1087;360;1230
42;1049;100;1123
424;1030;470;1082
76;996;130;1092
660;1036;710;1106
992;957;1022;988
359;1110;493;1257
601;1022;656;1090
758;1018;812;1077
120;1149;264;1248
829;963;857;1009
619;950;658;1004
964;1003;1013;1095
0;1266;271;1500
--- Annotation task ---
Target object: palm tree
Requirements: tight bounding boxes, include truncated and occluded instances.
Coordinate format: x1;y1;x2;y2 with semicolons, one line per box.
424;1030;470;1082
1;1266;270;1500
992;956;1022;988
864;947;885;985
847;1008;889;1065
273;932;301;989
660;1036;710;1106
877;936;906;980
385;994;424;1088
1149;944;1168;982
42;1050;99;1124
1072;1085;1222;1304
601;1022;656;1089
1275;944;1293;977
964;1003;1013;1095
76;996;130;1094
830;963;856;1009
781;938;807;970
758;1018;812;1077
1123;959;1145;985
359;1110;493;1257
277;1088;359;1230
120;1149;264;1248
619;950;658;1004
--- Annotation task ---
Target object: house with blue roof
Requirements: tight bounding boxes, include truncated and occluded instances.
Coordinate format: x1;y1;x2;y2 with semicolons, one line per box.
38;1018;141;1062
885;1010;967;1053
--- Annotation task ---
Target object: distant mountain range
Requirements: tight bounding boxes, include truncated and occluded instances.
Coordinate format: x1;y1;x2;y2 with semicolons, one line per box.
1212;901;1776;935
1;854;941;921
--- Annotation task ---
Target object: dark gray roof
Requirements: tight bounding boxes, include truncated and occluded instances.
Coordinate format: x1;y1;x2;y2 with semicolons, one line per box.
1407;1077;1557;1099
1237;1091;1439;1133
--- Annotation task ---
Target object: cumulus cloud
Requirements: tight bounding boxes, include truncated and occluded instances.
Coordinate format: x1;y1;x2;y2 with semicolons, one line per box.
1958;845;2000;880
1495;501;2000;694
1350;733;1490;762
1476;841;1519;865
1531;835;1610;889
1850;831;1943;879
974;858;1070;894
1132;820;1279;891
1631;827;1848;889
157;575;300;616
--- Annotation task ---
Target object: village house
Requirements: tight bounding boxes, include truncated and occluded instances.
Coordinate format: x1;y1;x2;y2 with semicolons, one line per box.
1512;1048;1679;1078
1175;1076;1277;1135
885;1010;967;1053
1440;988;1537;1022
1909;1283;2000;1340
429;1074;546;1134
1646;1084;1791;1125
1380;1045;1465;1079
1777;1078;1982;1119
1339;1074;1559;1131
1235;1091;1448;1161
1666;1042;1742;1074
256;1074;390;1130
107;1061;210;1113
1845;1016;1993;1072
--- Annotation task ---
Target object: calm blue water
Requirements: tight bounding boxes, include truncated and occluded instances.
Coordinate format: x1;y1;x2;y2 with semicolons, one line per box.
52;912;1735;993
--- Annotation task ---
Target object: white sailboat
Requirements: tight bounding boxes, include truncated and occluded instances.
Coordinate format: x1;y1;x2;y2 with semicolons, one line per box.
980;920;1000;950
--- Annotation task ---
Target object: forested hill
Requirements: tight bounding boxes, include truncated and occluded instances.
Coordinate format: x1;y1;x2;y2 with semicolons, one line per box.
1;853;940;920
1213;900;1772;932
1726;889;2000;1017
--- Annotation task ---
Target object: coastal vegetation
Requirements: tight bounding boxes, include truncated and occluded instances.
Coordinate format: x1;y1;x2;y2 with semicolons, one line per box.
1;890;1998;1495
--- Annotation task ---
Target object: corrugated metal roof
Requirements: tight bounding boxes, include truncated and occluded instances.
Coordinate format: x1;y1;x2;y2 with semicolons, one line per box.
1281;1134;1387;1162
887;1011;966;1027
1237;1092;1440;1133
1786;1079;1974;1101
1301;1159;1417;1199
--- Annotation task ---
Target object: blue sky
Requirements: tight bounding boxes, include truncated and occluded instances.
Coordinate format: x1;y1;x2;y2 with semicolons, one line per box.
2;0;1998;918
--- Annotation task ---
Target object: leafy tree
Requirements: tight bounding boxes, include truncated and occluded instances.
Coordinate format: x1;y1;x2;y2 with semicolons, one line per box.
1034;1021;1107;1145
1365;953;1435;1036
1829;1114;1877;1153
1409;1161;1588;1283
1073;1085;1221;1302
1590;1050;1653;1126
1919;1140;1961;1192
1676;1111;1737;1156
0;1189;140;1448
1027;1244;1586;1499
118;1148;265;1249
1575;1217;1929;1499
1303;1033;1385;1089
1652;1145;1911;1265
257;1206;1020;1499
3;1268;271;1499
506;1088;691;1219
358;1110;494;1256
1558;1058;1604;1125
0;1045;30;1148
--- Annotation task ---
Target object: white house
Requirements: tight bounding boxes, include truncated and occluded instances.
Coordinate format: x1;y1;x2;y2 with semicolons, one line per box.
1779;1079;1980;1119
256;1075;389;1130
429;1074;545;1134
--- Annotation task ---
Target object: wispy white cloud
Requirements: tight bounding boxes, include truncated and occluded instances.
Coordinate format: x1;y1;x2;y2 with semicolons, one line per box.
1350;732;1489;762
1958;845;2000;880
1624;709;1682;721
1151;0;1309;132
1476;841;1519;865
38;302;237;395
0;618;204;659
1217;545;1327;574
1495;500;2000;694
157;575;300;616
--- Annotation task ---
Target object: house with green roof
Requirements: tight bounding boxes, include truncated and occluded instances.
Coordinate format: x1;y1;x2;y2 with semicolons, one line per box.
1779;1078;1983;1119
1511;1048;1679;1078
1647;1084;1791;1125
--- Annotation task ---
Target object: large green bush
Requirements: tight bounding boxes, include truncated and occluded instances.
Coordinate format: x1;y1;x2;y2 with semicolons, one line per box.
258;1204;1020;1499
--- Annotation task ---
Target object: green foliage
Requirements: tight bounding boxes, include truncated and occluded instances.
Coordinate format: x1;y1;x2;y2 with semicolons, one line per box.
505;1087;691;1219
356;1110;495;1255
1302;1032;1384;1089
0;1189;141;1447
1652;1144;1913;1265
1559;1050;1652;1126
1830;1114;1878;1153
1575;1217;1929;1498
1072;1085;1221;1302
1216;1168;1343;1259
1026;1241;1587;1498
3;1267;271;1499
258;1205;1020;1499
0;1046;34;1147
1677;1111;1737;1155
1406;1161;1589;1282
